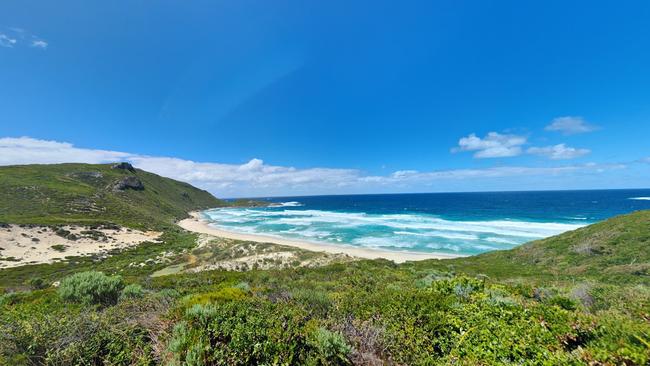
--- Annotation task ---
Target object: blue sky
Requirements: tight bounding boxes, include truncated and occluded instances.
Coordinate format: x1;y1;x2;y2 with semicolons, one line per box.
1;1;649;197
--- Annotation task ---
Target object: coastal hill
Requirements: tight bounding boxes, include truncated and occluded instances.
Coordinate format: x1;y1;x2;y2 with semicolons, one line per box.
422;209;650;285
1;164;649;364
0;163;225;228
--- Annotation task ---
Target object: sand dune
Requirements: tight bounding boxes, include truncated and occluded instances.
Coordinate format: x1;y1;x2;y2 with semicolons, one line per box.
0;224;161;268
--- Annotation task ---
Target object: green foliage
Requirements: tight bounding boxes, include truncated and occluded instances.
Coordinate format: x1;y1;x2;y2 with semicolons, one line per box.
167;299;352;365
119;283;145;301
180;287;247;309
26;277;47;290
0;292;172;365
50;244;68;252
154;262;650;365
58;271;124;305
233;281;251;292
308;327;352;365
292;288;333;318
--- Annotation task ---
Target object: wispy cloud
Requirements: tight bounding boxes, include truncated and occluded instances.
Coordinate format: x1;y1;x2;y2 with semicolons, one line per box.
0;34;17;48
0;27;48;50
30;39;48;49
453;132;527;158
0;137;629;197
545;116;598;135
527;144;590;160
386;163;624;182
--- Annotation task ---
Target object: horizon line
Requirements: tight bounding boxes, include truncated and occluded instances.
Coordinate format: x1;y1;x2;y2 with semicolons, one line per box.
225;186;650;200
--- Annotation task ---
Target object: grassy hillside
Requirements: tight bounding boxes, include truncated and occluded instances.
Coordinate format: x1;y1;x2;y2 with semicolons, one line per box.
415;210;650;285
0;163;225;229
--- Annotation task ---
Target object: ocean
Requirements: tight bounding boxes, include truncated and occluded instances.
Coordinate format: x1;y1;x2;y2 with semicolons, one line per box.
201;189;650;256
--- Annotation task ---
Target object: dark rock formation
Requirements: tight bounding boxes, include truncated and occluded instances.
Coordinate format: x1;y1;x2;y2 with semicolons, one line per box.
112;176;145;191
111;162;135;172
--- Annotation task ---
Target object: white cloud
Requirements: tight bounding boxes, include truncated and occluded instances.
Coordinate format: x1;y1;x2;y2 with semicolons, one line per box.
0;137;130;165
545;116;597;135
0;137;628;197
527;144;591;160
0;28;47;49
0;34;17;48
384;163;624;182
31;40;48;49
453;132;527;158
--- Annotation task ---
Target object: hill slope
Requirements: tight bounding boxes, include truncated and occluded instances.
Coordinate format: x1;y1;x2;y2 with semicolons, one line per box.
417;209;650;284
0;163;225;228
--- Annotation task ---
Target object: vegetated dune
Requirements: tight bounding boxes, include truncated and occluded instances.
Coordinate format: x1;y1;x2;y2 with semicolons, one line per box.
0;223;160;268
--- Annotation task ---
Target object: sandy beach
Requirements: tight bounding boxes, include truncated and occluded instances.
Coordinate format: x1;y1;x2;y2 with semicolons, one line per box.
178;212;462;263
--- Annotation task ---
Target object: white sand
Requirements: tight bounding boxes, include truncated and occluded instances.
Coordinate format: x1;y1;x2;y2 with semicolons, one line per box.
0;225;161;268
178;212;462;263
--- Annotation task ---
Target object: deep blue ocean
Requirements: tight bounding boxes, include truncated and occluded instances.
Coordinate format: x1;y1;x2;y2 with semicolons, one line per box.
201;189;650;256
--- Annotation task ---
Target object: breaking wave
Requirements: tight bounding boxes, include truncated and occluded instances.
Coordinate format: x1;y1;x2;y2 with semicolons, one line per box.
202;206;587;256
629;197;650;201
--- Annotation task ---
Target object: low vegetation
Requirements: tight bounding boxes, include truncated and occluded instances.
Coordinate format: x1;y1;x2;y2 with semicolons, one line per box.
58;270;124;305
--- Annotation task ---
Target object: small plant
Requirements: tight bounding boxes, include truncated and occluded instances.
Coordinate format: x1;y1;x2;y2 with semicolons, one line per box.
51;244;68;252
309;327;352;365
54;228;71;238
156;288;181;298
26;277;47;290
233;281;251;292
119;283;145;301
58;271;124;305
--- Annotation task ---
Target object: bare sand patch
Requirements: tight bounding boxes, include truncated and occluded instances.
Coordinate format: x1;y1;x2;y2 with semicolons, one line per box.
0;224;161;268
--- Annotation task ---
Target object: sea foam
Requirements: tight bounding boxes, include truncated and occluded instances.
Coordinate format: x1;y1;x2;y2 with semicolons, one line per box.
269;201;305;207
629;197;650;201
203;206;587;255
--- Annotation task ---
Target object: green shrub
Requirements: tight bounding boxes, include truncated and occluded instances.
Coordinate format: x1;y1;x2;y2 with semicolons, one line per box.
181;287;247;308
0;294;169;365
292;288;332;317
26;277;47;290
549;295;578;311
58;271;124;305
233;281;251;292
156;288;181;299
308;327;352;365
119;283;145;301
50;244;68;252
168;299;323;365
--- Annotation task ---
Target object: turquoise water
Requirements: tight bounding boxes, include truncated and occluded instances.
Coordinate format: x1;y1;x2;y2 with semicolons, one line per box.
202;189;650;256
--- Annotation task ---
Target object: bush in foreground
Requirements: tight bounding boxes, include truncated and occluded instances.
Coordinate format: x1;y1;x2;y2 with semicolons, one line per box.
167;298;353;365
119;283;145;301
58;271;124;306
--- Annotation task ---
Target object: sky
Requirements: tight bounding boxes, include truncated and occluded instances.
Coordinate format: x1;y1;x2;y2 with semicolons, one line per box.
1;1;649;198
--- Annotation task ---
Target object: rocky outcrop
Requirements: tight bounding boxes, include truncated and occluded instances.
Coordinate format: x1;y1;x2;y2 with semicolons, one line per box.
111;162;135;172
112;176;144;191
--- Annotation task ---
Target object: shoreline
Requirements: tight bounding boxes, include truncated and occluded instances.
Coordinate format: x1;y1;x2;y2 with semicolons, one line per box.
177;211;463;263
